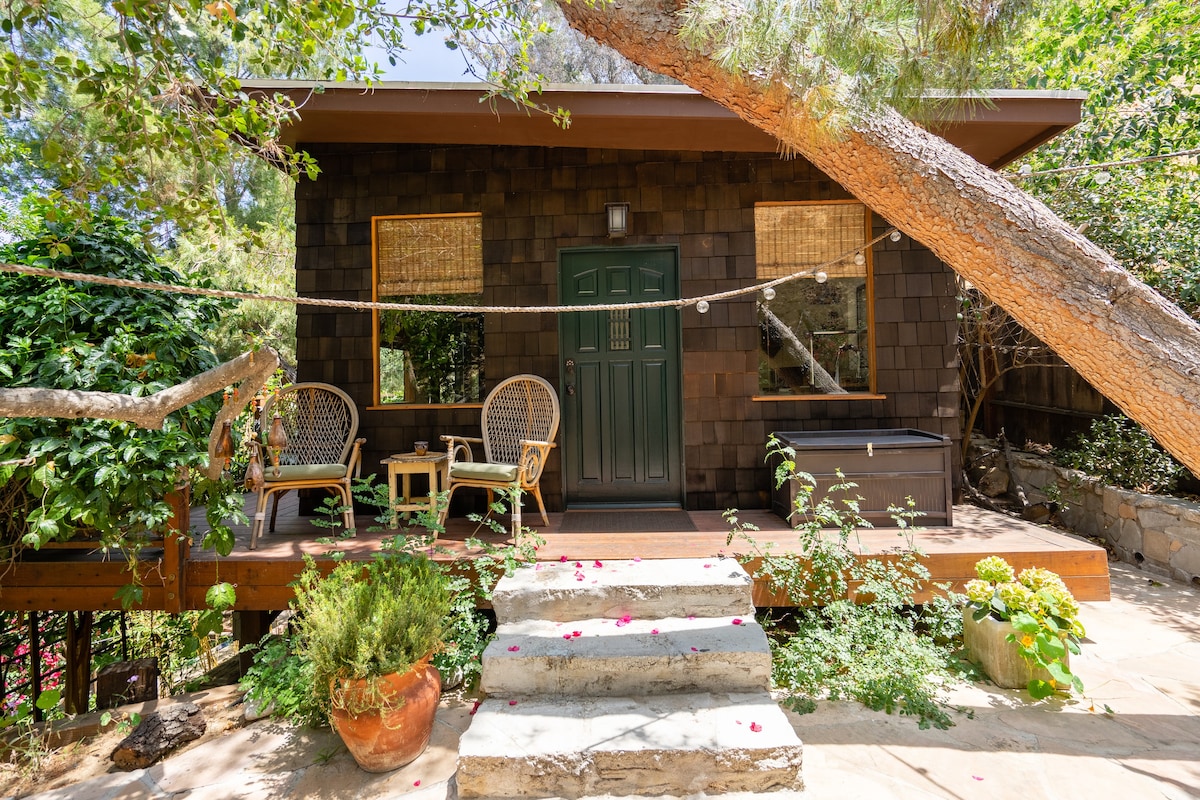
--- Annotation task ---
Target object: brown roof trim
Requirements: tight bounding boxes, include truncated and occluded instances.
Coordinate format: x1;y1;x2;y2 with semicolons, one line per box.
250;81;1085;169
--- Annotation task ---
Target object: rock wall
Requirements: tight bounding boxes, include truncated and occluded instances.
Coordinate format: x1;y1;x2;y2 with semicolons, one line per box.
1002;448;1200;585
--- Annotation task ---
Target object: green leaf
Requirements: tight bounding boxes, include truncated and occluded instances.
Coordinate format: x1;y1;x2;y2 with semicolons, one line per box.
206;581;237;611
35;688;61;710
1027;679;1055;700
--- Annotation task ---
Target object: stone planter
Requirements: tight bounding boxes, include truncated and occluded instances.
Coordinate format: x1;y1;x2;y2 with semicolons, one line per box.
962;608;1063;690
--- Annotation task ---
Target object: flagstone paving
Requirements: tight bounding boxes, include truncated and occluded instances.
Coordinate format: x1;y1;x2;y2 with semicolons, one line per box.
8;561;1200;800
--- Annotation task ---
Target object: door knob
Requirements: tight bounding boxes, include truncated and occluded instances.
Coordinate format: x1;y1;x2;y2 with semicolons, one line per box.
566;384;576;396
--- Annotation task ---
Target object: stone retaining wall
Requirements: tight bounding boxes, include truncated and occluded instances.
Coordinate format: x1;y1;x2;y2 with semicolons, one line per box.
1005;449;1200;585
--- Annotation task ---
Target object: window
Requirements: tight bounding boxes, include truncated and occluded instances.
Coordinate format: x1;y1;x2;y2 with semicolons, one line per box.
755;201;874;396
373;214;485;405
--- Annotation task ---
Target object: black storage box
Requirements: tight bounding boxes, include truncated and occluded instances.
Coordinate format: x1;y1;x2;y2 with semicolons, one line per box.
770;429;953;527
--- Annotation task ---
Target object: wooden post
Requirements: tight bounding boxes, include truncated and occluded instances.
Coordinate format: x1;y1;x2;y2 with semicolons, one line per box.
28;611;42;723
162;485;190;615
64;611;93;715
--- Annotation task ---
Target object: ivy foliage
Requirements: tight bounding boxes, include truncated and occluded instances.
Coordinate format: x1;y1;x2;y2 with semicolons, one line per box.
0;211;239;559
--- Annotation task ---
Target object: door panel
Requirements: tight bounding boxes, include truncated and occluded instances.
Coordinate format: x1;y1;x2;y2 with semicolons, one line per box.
559;246;682;506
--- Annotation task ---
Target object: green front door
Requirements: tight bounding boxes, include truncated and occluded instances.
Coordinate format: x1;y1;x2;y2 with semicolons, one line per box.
558;246;683;506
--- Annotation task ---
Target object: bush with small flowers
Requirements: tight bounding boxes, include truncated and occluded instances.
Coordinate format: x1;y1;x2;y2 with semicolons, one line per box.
965;556;1085;699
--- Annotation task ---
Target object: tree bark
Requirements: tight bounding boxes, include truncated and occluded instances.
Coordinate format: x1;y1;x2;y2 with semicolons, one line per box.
557;0;1200;477
0;348;279;479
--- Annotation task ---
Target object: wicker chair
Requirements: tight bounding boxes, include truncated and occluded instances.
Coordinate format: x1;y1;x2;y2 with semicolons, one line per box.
249;382;365;550
440;374;560;533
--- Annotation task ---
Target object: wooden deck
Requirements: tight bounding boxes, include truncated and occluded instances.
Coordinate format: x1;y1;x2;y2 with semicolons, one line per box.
0;495;1110;612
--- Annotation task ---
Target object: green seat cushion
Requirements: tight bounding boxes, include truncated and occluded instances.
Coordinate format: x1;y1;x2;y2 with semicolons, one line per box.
450;462;519;482
263;464;348;482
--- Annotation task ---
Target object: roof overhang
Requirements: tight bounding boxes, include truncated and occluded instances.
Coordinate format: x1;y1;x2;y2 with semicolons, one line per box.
251;81;1085;170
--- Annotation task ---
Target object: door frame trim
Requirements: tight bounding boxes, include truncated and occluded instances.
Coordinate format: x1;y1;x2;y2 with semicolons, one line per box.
556;244;685;510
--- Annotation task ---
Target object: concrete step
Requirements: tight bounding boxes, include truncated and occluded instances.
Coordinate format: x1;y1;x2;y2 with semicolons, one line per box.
481;616;771;696
456;692;804;799
492;558;755;624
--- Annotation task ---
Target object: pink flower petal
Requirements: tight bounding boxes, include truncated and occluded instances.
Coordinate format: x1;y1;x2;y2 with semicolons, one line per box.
572;631;582;637
593;560;603;568
509;700;518;706
691;647;698;652
414;780;421;787
575;561;583;568
703;564;712;568
972;776;984;781
564;633;573;639
560;555;568;563
750;722;762;732
470;700;482;715
651;629;659;635
535;564;544;571
508;645;520;652
732;618;743;626
688;615;696;620
633;557;642;562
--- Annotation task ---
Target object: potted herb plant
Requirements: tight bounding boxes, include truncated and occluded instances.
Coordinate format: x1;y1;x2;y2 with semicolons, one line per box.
292;551;450;772
963;556;1085;699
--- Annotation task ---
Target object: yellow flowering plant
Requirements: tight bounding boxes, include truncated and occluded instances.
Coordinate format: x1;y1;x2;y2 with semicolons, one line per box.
965;556;1085;699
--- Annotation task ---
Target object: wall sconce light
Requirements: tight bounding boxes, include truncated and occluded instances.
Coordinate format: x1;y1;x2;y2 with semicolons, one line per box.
606;202;629;238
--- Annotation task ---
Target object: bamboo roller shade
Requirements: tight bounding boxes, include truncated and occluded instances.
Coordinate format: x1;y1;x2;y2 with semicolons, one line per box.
755;202;867;281
375;215;483;297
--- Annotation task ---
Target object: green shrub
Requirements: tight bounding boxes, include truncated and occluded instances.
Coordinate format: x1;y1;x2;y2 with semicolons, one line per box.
292;552;450;715
1060;415;1187;494
728;438;967;729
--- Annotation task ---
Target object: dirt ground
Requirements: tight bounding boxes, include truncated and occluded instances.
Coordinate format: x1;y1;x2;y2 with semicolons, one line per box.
0;684;249;799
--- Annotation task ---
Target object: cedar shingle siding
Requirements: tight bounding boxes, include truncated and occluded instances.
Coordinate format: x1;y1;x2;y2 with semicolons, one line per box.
295;144;960;513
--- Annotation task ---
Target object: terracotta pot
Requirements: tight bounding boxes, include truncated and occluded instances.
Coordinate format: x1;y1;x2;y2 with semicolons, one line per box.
962;608;1062;690
330;655;442;772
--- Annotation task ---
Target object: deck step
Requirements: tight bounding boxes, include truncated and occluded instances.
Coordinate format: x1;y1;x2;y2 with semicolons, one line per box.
455;693;804;799
491;557;755;624
481;616;771;696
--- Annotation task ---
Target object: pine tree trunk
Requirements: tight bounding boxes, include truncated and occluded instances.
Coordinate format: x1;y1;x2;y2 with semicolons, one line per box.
558;0;1200;477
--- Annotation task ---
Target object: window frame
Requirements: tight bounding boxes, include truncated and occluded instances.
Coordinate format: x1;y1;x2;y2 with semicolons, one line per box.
752;199;882;401
370;212;486;409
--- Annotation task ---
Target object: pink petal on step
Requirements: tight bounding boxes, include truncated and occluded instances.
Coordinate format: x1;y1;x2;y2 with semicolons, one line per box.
749;722;762;732
414;781;421;787
593;560;603;568
470;701;481;715
564;633;573;639
732;618;743;625
560;555;568;563
572;631;582;637
575;561;583;568
651;629;659;635
508;645;520;652
691;647;698;652
633;557;642;562
509;700;518;706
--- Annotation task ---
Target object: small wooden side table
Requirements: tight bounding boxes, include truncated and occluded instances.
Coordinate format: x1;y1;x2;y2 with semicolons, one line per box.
380;452;449;529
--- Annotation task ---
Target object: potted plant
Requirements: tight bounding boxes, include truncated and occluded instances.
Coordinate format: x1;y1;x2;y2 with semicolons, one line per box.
292;550;450;772
963;556;1085;699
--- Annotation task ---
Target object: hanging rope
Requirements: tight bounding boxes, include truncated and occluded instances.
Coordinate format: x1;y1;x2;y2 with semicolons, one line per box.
0;228;898;314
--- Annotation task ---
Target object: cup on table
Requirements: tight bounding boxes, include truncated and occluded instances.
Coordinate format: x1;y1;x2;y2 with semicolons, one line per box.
413;440;429;456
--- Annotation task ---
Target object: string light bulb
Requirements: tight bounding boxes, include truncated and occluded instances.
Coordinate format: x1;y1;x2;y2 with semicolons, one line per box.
696;300;710;314
815;271;828;284
853;252;866;266
889;230;902;242
762;287;776;301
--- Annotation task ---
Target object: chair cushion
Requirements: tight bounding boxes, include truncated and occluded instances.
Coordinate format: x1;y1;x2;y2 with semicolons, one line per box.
450;462;519;482
263;464;348;482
